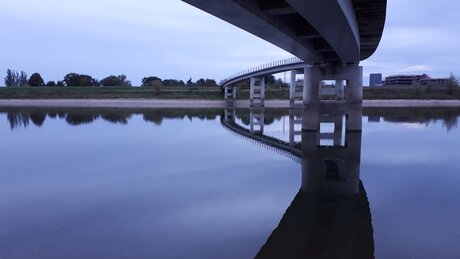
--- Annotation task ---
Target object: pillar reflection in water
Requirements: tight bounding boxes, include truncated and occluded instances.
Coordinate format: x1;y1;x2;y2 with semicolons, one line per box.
223;103;373;259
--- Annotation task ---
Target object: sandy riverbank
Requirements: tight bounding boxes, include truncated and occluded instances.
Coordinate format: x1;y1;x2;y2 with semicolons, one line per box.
1;99;460;108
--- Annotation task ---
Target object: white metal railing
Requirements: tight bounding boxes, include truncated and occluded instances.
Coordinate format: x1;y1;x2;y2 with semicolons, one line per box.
220;56;305;86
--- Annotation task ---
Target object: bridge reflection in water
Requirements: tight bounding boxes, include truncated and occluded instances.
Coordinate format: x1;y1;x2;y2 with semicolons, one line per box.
222;102;374;259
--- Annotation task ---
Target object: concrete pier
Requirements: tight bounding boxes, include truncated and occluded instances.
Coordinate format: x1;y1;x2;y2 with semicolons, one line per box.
303;65;363;106
250;77;265;107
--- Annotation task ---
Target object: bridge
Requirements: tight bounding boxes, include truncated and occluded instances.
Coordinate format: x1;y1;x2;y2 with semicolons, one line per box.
182;0;387;106
221;103;374;257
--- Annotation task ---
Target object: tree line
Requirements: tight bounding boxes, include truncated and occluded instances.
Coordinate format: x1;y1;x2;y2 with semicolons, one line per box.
3;69;219;88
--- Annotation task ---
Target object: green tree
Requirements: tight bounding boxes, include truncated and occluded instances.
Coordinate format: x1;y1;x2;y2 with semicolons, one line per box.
64;73;98;86
100;75;131;87
56;80;65;87
204;79;218;87
446;73;459;95
264;75;276;84
151;80;163;95
142;76;162;87
46;81;57;87
28;73;45;87
4;69;19;87
196;78;206;86
186;78;193;87
18;71;28;86
163;79;182;87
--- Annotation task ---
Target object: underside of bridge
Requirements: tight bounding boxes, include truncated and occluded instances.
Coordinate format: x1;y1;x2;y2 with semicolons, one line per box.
182;0;387;64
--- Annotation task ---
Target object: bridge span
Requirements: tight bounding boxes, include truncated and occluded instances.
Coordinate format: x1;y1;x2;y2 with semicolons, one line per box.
183;0;387;107
182;0;386;64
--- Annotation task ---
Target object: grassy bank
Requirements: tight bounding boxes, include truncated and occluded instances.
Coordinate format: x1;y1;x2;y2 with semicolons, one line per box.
363;87;460;100
0;86;223;99
1;86;460;100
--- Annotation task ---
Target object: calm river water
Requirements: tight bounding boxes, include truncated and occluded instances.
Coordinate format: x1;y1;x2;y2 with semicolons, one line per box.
0;106;459;259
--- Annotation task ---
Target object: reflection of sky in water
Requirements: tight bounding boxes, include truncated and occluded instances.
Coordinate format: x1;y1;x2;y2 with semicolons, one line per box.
0;113;300;259
0;110;459;259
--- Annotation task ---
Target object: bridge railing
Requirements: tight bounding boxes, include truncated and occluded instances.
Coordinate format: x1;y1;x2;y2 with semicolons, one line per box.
220;56;304;86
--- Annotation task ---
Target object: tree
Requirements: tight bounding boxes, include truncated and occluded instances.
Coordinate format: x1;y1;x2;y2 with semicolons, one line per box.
186;78;193;87
56;80;65;87
28;73;45;87
151;80;163;95
142;76;162;87
63;73;98;86
163;79;182;87
18;71;28;86
196;78;206;86
446;73;459;95
100;75;131;87
4;69;19;87
46;81;57;87
204;79;218;87
264;75;276;84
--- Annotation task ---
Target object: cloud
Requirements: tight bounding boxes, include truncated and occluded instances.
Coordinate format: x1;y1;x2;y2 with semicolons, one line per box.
0;0;459;85
398;65;434;73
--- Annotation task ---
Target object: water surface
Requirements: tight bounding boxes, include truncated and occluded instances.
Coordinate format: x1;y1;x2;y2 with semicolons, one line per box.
0;106;459;259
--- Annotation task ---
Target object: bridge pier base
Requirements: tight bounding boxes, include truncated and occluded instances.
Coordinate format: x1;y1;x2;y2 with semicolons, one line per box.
303;65;363;106
250;77;265;107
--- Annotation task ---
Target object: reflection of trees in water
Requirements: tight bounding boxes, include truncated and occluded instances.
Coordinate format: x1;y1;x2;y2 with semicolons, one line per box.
101;113;131;125
143;111;164;126
65;114;99;125
29;113;46;126
364;107;460;132
7;112;30;129
3;107;460;130
7;112;47;129
2;108;222;129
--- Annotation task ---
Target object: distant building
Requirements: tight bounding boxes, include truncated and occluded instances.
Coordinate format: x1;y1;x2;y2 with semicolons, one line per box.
383;74;450;87
383;74;430;86
420;78;449;87
369;73;382;87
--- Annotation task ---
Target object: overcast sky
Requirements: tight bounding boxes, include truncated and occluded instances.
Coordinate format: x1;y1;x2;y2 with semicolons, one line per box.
1;0;458;85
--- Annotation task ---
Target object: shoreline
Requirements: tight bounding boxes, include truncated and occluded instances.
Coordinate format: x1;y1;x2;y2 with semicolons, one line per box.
1;99;460;108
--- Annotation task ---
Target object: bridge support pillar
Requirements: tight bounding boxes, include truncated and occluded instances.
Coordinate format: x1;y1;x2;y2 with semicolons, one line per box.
336;80;345;100
224;85;237;107
302;65;363;106
290;70;305;108
250;77;265;107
